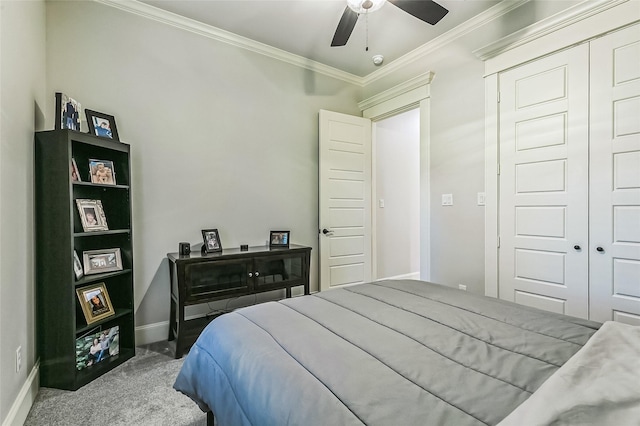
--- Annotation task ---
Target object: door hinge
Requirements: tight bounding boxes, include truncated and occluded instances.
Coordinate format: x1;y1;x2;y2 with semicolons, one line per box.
497;163;501;175
497;236;501;248
497;91;501;103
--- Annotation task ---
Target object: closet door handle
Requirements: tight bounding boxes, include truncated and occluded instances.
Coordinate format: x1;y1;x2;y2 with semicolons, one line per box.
596;246;604;252
574;245;581;250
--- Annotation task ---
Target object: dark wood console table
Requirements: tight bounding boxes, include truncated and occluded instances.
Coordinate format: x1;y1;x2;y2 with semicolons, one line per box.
167;244;311;358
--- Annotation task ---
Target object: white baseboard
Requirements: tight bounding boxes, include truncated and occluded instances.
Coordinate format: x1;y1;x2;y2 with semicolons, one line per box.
377;272;421;281
2;361;39;426
135;321;170;346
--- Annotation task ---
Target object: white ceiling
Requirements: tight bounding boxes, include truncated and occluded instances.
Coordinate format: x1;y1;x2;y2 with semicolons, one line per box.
137;0;504;77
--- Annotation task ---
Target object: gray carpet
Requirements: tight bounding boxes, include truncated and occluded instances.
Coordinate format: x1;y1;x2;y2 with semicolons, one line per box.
24;342;207;426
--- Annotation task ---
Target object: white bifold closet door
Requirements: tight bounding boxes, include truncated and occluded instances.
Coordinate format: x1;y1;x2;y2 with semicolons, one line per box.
589;24;640;325
499;45;590;319
499;23;640;324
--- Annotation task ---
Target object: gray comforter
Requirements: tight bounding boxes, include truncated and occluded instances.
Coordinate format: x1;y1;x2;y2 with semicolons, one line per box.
174;280;600;425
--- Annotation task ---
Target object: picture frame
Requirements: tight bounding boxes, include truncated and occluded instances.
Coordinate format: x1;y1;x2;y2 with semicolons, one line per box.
70;158;82;182
76;199;108;232
55;92;81;131
73;250;84;280
82;248;123;275
89;159;116;185
201;229;222;253
85;109;119;141
269;230;290;248
75;325;120;370
76;282;115;324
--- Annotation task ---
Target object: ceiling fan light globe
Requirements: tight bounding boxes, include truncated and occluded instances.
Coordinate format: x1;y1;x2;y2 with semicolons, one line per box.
346;0;386;14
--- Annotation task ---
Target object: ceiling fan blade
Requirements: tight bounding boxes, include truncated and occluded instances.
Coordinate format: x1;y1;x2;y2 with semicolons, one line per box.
331;6;359;47
389;0;449;25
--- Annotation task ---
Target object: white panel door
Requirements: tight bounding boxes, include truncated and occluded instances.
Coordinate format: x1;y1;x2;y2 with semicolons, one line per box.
589;23;640;325
319;110;372;291
499;45;590;318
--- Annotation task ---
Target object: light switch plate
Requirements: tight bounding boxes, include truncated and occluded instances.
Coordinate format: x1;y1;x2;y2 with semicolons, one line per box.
477;192;486;206
442;194;453;206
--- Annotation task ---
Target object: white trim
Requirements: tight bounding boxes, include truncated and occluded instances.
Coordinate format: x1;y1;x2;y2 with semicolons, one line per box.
361;73;432;121
376;272;421;281
474;0;629;61
478;0;640;75
361;0;529;86
419;98;431;282
2;361;39;426
358;72;434;111
135;320;170;346
94;0;362;86
94;0;529;87
484;74;499;298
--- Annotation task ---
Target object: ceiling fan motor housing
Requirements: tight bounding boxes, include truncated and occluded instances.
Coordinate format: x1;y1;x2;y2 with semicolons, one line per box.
347;0;386;14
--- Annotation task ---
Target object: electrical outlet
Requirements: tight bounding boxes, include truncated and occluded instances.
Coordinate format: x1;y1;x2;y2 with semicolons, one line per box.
16;346;22;373
458;284;467;291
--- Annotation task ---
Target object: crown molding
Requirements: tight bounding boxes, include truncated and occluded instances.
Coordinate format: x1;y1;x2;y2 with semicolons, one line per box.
473;0;630;61
358;71;434;111
361;0;530;86
94;0;364;86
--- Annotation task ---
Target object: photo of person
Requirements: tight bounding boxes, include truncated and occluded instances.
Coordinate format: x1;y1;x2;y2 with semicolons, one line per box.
83;248;123;275
89;159;116;185
76;283;115;324
70;158;81;182
201;229;222;253
76;326;120;370
92;117;113;139
83;208;98;226
76;199;108;232
63;95;81;130
270;231;290;247
85;109;120;141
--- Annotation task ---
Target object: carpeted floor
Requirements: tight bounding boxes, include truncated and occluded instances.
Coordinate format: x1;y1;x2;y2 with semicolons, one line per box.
24;342;207;426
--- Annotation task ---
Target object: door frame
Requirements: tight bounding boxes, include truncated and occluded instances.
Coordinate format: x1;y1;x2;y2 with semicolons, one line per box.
481;3;639;297
359;71;433;281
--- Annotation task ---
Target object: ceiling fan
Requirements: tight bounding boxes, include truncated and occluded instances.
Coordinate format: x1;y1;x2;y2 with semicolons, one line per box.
331;0;449;47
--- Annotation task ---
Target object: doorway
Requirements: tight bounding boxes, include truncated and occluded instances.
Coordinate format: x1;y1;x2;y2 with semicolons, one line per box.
373;108;421;280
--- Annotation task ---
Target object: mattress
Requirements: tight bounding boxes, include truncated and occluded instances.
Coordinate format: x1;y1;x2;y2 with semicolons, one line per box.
174;280;601;425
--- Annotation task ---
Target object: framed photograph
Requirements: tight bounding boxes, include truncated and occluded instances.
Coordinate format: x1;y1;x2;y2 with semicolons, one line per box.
73;250;84;280
55;92;81;131
75;325;120;370
76;283;115;325
201;229;222;253
76;199;108;232
269;231;290;248
83;248;123;275
89;159;116;185
85;109;119;141
70;158;82;182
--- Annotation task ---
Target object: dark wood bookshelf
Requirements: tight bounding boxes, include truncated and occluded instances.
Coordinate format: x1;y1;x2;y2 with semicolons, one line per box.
35;129;135;390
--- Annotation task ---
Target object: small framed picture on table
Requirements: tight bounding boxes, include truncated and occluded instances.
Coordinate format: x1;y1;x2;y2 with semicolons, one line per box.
269;231;290;248
89;159;116;185
201;229;222;253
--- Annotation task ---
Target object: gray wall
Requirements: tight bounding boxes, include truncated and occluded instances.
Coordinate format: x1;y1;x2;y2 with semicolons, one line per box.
45;0;362;327
0;0;46;421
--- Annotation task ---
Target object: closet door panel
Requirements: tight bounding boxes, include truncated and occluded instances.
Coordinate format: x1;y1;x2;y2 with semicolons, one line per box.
499;45;589;318
590;23;640;325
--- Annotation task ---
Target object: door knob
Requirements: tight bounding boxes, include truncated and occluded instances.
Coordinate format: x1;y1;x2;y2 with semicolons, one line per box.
574;245;581;250
596;246;604;252
322;228;332;235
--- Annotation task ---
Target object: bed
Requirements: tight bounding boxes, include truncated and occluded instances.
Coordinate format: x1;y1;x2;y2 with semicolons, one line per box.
173;279;640;425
